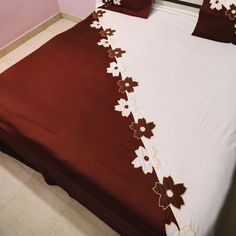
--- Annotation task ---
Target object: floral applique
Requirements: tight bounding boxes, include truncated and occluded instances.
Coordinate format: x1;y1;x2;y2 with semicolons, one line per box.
90;21;102;29
92;10;106;19
165;223;196;236
130;118;155;139
100;28;116;37
102;0;112;5
117;77;138;93
210;0;225;10
97;38;112;48
115;98;137;117
107;61;125;77
102;0;121;6
108;48;126;58
153;176;186;210
132;146;159;174
225;4;236;20
113;0;121;5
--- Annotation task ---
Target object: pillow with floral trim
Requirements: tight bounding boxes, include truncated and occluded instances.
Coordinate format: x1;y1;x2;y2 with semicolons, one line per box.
100;0;153;18
192;0;236;44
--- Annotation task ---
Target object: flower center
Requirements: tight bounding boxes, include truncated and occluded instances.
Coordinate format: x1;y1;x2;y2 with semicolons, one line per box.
144;156;149;161
125;82;129;87
114;66;118;70
140;126;146;132
215;0;219;3
124;105;129;109
166;189;174;198
232;10;236;14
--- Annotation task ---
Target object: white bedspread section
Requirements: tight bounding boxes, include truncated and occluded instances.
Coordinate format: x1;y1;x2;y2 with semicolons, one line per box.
99;6;236;236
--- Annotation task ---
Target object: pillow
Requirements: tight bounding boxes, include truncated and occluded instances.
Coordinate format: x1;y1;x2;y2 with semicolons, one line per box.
100;0;153;18
192;0;236;44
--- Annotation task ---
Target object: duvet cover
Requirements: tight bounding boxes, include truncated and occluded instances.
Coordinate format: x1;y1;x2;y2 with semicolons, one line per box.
0;5;235;236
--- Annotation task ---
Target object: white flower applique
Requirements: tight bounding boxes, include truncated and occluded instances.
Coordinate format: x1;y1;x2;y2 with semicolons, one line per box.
113;0;121;5
114;98;137;117
165;223;196;236
106;61;125;77
97;38;112;48
90;21;102;29
210;0;225;10
132;146;159;174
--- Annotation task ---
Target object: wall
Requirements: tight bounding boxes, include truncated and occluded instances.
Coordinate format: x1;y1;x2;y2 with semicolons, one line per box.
0;0;60;49
58;0;95;19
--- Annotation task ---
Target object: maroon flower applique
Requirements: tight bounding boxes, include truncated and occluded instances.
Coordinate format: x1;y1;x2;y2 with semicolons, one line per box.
153;176;186;210
100;28;116;37
92;10;106;19
108;48;126;58
130;118;156;139
225;4;236;20
117;77;138;93
102;0;112;6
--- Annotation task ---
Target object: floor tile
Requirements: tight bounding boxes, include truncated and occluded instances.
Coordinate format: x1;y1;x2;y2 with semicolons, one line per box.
0;177;69;236
0;218;19;236
1;43;35;66
46;19;77;34
0;60;11;73
0;153;32;211
16;160;40;178
25;30;56;50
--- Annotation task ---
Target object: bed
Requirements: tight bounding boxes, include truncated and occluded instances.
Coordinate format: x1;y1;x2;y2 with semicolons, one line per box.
0;1;235;235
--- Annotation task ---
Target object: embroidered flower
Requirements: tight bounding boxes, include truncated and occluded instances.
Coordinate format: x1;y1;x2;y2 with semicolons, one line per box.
113;0;121;5
210;0;224;10
107;61;124;77
153;176;186;210
115;98;137;117
165;223;196;236
92;10;106;19
90;21;102;29
117;77;138;93
130;118;155;139
100;28;116;37
225;4;236;20
108;48;126;58
132;146;159;174
97;38;112;48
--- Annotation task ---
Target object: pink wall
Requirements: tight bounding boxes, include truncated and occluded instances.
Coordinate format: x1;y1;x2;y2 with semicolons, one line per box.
0;0;60;49
0;0;96;50
58;0;96;19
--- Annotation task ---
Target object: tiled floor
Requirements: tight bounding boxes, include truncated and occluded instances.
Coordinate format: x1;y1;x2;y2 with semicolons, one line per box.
0;19;118;236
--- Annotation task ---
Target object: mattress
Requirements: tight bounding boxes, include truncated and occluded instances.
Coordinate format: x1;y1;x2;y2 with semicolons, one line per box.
0;5;235;236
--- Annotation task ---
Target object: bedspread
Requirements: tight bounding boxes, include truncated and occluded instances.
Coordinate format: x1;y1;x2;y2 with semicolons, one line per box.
0;5;235;236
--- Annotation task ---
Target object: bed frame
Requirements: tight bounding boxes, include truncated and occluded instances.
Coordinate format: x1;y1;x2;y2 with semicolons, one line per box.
155;0;202;11
163;0;202;8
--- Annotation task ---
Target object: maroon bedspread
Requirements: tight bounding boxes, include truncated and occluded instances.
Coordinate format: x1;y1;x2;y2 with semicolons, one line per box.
0;12;177;235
